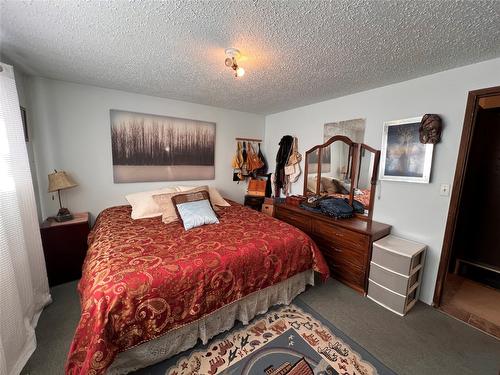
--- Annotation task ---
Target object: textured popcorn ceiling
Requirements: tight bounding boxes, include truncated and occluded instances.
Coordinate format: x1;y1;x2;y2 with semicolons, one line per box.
1;1;499;114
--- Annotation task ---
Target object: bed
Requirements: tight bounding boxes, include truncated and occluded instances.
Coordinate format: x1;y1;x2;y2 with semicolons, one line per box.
65;202;329;374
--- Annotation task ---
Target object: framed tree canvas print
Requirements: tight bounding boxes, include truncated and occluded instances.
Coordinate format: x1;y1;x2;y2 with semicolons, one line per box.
380;116;433;183
110;110;215;183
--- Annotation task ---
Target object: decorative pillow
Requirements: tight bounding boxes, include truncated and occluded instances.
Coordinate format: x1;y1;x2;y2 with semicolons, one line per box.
171;191;219;230
126;187;178;220
152;185;209;224
176;186;231;208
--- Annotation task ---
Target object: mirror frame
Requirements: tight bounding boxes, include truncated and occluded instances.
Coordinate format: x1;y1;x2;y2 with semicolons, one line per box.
355;143;381;220
303;135;380;220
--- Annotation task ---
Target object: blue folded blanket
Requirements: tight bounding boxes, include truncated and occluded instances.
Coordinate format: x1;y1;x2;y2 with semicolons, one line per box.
319;198;354;219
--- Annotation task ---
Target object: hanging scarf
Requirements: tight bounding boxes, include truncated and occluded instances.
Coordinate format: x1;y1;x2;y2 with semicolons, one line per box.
285;137;302;183
274;135;294;196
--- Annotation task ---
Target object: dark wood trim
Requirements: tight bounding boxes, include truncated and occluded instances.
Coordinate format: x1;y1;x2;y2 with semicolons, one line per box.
316;147;322;193
349;144;360;206
433;85;500;307
304;135;356;155
235;137;262;142
366;146;381;221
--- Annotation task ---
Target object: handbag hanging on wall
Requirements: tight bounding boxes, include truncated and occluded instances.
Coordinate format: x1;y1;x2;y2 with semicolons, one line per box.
246;143;264;172
231;142;244;169
247;178;267;196
256;143;268;175
231;141;244;182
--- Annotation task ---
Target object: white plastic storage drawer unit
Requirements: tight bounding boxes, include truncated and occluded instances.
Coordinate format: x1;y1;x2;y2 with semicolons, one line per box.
371;236;425;276
368;279;418;316
368;235;426;316
369;261;422;296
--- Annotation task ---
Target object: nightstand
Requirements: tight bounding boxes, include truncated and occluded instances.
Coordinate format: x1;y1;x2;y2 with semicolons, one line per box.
244;195;265;211
40;212;90;286
261;197;274;216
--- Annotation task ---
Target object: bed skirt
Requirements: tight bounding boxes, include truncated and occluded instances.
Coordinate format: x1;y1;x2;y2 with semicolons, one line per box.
107;269;315;374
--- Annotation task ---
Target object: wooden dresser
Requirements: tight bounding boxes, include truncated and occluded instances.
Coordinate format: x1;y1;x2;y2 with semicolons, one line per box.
274;202;391;294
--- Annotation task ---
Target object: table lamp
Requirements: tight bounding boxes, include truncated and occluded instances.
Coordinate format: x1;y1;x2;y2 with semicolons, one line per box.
48;170;77;222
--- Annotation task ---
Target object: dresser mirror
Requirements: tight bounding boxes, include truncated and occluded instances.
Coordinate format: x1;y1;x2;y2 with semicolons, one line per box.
353;144;380;218
306;148;320;194
303;135;380;219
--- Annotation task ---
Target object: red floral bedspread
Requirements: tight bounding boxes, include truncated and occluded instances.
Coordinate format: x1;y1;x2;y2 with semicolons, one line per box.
330;189;371;208
66;203;328;374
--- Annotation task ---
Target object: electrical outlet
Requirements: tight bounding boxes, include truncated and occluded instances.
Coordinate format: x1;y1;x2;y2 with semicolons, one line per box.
440;184;450;196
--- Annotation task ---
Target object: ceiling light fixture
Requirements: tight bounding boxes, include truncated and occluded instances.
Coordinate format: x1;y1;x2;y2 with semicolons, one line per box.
224;48;245;78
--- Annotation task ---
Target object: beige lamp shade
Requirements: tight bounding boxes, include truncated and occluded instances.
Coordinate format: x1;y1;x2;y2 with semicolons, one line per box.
48;170;77;192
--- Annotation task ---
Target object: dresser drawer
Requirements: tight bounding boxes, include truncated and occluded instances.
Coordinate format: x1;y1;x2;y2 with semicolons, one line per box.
312;220;369;251
274;208;311;233
369;261;421;295
324;253;365;291
367;279;418;316
315;237;365;268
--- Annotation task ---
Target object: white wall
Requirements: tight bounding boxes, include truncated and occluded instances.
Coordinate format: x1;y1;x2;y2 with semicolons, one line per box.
28;77;265;221
0;57;43;220
265;57;500;304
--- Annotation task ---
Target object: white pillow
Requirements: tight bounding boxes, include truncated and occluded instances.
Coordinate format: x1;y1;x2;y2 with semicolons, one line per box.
176;186;231;207
126;187;178;220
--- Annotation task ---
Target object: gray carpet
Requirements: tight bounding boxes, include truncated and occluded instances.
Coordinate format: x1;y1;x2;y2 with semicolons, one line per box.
22;278;500;375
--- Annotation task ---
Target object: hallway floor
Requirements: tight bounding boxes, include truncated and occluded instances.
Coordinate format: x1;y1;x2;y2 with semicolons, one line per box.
440;273;500;338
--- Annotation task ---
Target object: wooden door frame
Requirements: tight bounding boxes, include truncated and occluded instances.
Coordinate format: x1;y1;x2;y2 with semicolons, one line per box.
433;85;500;307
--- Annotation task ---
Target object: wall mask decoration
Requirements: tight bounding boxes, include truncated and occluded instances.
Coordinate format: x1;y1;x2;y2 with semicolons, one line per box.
419;114;442;144
380;116;434;183
110;110;215;183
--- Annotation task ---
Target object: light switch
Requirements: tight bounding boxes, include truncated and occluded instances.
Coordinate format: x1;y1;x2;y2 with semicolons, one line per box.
440;184;450;196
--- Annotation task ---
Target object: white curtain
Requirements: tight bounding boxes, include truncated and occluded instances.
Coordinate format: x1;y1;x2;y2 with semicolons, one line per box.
0;63;51;375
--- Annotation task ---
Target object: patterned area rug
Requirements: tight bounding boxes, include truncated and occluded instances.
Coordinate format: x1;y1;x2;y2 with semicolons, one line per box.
135;300;395;375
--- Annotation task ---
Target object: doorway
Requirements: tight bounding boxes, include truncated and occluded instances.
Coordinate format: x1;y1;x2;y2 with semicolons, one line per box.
434;86;500;338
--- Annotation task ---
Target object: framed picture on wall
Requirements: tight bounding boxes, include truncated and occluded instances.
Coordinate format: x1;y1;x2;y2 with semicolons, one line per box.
110;110;216;183
380;116;434;183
